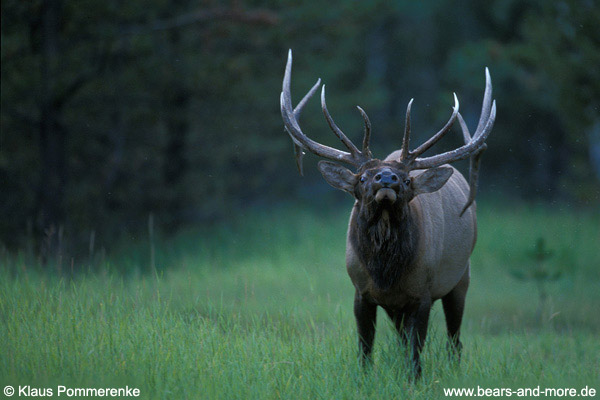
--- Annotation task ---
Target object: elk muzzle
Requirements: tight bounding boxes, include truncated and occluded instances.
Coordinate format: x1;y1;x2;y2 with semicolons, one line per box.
373;169;400;203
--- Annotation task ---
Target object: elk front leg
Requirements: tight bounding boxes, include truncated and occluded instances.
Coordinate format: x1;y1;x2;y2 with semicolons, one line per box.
354;291;377;366
404;297;432;379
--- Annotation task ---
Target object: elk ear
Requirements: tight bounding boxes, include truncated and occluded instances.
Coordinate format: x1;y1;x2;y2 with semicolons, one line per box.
317;161;357;194
412;166;453;196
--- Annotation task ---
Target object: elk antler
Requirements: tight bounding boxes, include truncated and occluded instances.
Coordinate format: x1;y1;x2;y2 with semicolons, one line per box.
289;78;321;175
457;107;487;217
400;96;459;163
400;68;495;170
280;50;372;172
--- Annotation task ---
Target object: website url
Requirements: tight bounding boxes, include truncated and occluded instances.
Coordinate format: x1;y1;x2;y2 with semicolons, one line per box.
443;385;597;397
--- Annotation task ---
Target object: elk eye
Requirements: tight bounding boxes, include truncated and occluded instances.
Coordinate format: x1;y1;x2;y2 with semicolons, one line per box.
404;179;411;185
360;176;366;183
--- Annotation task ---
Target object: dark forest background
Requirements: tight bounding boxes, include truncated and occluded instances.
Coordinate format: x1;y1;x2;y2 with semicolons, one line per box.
1;0;599;261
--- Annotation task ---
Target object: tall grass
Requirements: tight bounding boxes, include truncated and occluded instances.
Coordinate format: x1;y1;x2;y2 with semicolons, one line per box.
1;201;599;399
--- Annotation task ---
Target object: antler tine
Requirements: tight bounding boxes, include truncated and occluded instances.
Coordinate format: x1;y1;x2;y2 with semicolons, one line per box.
475;67;493;135
294;78;321;117
455;68;492;143
356;106;372;158
321;86;363;157
400;99;414;161
457;112;471;142
279;50;362;165
410;93;459;158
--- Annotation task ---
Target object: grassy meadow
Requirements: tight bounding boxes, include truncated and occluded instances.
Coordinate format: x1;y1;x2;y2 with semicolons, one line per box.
1;201;599;399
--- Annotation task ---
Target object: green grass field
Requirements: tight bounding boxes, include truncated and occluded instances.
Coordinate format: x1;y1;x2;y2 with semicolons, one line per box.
1;201;599;399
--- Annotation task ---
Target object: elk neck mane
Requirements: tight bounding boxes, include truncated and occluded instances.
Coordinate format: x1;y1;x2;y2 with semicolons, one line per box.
351;201;419;291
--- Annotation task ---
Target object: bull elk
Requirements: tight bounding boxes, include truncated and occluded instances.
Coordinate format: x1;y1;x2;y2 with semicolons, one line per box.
280;50;496;377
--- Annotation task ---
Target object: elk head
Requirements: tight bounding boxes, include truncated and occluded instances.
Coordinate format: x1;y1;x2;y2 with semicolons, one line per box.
318;160;453;210
280;49;495;214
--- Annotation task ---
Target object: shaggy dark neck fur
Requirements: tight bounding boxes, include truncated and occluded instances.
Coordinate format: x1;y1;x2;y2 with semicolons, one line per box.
351;201;419;291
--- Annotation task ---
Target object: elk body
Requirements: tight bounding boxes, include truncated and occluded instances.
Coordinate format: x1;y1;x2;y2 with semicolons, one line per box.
280;50;495;377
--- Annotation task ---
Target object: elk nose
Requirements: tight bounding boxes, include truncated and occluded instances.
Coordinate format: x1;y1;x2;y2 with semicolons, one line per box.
374;170;398;187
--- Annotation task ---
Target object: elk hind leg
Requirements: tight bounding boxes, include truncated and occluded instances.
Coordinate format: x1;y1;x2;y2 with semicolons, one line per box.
442;263;470;361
